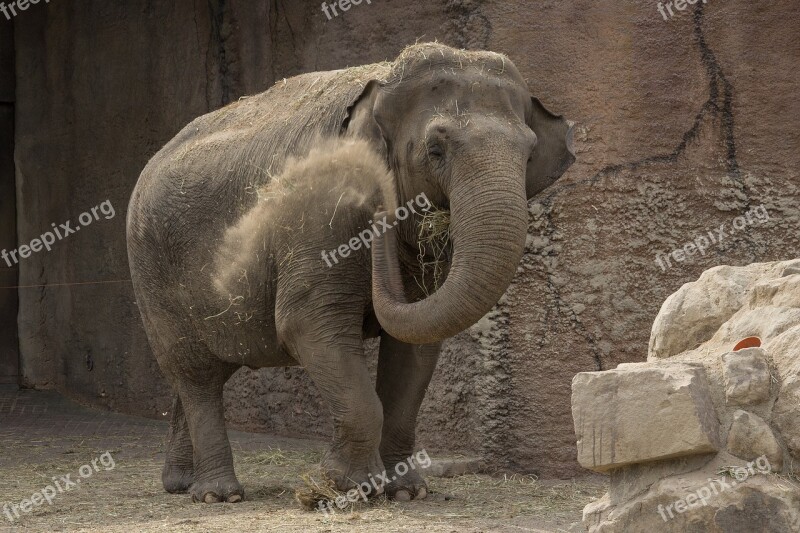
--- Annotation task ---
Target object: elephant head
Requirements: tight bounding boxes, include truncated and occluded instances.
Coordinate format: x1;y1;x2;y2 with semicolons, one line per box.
345;43;575;345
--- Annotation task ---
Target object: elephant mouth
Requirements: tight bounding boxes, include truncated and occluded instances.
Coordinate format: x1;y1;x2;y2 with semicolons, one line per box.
415;207;453;293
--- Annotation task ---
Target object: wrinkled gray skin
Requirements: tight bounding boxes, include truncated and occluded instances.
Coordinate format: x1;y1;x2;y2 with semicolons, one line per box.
127;43;574;504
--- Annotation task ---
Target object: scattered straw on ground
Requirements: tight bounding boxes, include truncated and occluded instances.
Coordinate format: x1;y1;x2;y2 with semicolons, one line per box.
0;431;606;532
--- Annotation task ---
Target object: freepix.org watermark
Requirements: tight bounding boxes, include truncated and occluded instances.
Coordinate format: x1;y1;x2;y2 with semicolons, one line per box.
316;449;432;515
656;0;710;21
321;193;432;268
0;0;51;21
321;0;372;21
2;452;116;523
657;455;772;521
1;200;116;268
655;204;769;272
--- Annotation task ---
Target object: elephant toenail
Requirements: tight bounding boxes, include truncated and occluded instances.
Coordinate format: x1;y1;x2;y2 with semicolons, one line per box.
416;487;428;500
227;494;242;503
204;492;221;504
394;489;412;501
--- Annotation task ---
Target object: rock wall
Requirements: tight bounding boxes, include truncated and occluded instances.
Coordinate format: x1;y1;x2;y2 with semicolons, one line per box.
9;0;800;476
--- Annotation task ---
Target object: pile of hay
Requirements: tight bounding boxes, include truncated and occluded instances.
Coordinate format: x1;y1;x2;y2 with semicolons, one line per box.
294;470;378;514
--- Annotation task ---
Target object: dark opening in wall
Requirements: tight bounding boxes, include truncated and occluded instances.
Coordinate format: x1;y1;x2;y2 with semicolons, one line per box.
0;19;19;386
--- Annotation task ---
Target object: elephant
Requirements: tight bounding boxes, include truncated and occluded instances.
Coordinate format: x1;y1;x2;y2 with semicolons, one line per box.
126;42;575;505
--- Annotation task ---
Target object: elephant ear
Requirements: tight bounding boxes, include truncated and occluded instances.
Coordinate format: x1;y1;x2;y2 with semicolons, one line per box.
342;80;387;159
525;97;576;198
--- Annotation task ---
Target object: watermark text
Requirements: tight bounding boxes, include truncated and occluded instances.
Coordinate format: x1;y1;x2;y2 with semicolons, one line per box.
655;204;769;272
316;449;432;515
1;200;116;268
2;452;116;523
321;193;432;268
657;455;771;521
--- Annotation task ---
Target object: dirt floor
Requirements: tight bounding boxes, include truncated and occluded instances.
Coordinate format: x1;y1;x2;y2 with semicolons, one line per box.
0;387;606;532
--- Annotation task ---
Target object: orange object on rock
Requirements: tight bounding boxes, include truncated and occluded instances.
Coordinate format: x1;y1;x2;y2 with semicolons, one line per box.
733;336;762;351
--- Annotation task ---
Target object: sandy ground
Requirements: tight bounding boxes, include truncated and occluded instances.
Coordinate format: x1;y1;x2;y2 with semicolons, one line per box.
0;388;606;532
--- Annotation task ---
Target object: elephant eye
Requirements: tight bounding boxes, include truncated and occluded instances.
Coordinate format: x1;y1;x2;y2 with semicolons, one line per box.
427;144;444;159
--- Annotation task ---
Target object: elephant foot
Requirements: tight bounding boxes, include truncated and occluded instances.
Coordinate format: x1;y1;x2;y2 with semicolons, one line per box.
162;464;195;494
383;461;428;501
189;476;244;504
322;447;386;498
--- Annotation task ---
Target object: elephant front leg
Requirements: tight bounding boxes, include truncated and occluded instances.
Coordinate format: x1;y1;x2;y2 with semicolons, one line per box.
284;329;387;497
376;333;441;501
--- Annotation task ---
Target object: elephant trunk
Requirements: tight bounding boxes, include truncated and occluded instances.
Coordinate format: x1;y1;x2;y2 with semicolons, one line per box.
372;154;528;345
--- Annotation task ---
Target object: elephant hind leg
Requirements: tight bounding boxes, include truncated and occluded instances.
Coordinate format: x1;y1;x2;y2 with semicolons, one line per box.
158;338;243;504
162;394;194;494
177;365;243;504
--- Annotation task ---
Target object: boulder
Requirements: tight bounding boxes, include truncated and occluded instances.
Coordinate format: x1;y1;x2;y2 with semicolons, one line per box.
648;264;775;360
425;456;484;478
726;410;783;470
721;348;771;406
572;363;720;472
